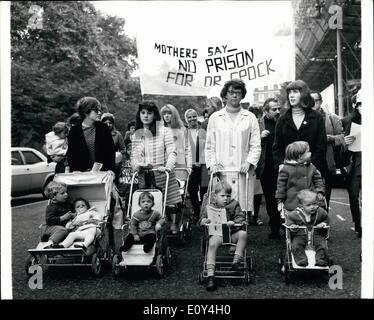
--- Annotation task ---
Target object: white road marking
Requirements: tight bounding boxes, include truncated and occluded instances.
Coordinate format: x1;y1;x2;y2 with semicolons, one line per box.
350;227;355;231
330;200;350;206
336;214;346;221
13;200;47;209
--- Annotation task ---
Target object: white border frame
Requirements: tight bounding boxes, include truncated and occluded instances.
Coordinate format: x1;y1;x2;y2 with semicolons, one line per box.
361;0;374;299
1;0;13;300
1;0;372;300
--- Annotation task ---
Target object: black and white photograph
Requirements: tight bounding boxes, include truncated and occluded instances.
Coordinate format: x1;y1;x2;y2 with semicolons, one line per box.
1;0;373;304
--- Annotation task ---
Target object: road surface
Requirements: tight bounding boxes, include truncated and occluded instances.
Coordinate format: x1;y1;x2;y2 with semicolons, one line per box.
11;188;361;299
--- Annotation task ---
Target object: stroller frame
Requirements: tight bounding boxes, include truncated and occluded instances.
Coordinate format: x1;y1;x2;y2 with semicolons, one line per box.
112;169;172;279
25;171;116;277
279;223;332;284
199;170;253;285
166;167;193;245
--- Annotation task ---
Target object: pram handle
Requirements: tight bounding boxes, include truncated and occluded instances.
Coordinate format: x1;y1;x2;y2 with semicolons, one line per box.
208;169;249;213
174;167;191;205
126;170;169;219
282;223;330;230
205;223;244;227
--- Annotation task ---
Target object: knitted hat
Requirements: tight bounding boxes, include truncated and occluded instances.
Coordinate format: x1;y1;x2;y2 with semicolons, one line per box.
101;112;115;123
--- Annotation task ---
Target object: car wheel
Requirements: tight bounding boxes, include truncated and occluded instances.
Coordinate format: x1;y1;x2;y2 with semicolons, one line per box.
42;176;54;198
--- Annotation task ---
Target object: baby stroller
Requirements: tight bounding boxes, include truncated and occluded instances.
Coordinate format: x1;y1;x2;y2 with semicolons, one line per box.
111;169;172;279
198;170;253;285
166;167;193;245
25;171;119;277
278;210;332;284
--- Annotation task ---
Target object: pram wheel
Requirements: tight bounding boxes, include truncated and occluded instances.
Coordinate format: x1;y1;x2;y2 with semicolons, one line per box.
107;248;114;265
247;256;253;273
244;272;252;285
155;254;164;278
39;254;49;272
283;263;292;285
25;254;37;276
198;272;204;284
111;254;121;279
91;253;103;277
200;235;207;255
165;247;172;268
185;223;192;241
278;248;285;274
178;227;187;246
328;257;334;266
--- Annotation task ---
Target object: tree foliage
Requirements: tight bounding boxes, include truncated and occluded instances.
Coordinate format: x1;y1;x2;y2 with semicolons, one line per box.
11;1;140;151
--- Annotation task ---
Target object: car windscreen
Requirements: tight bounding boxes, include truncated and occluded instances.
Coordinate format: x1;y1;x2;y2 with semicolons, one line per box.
22;150;43;164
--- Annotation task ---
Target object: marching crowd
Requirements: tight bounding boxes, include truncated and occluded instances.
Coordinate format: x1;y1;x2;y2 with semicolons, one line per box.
42;79;362;290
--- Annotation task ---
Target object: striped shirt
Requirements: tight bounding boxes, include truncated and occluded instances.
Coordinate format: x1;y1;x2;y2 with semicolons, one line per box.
131;125;177;170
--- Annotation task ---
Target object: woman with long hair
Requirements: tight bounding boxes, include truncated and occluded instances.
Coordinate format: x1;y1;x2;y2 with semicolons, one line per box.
201;96;223;130
161;104;192;170
161;103;192;231
132;101;182;234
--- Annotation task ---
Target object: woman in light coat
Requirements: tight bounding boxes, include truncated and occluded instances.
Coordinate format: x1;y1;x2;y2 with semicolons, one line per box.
205;79;261;212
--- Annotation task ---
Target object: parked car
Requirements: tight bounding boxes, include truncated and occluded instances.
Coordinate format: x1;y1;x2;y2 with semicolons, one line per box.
11;147;56;197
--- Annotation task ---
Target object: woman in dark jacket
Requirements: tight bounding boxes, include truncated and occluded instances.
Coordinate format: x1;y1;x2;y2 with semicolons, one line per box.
342;90;362;237
67;97;115;172
272;80;328;178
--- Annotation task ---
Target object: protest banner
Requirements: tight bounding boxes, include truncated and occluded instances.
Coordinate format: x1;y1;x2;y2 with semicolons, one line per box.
136;1;295;97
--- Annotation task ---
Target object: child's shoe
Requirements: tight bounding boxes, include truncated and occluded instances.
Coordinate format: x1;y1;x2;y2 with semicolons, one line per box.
315;259;328;267
206;276;217;291
51;243;64;249
143;243;153;253
74;243;87;251
231;254;244;270
170;224;178;234
296;258;308;267
254;219;264;226
119;244;128;252
228;246;236;255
